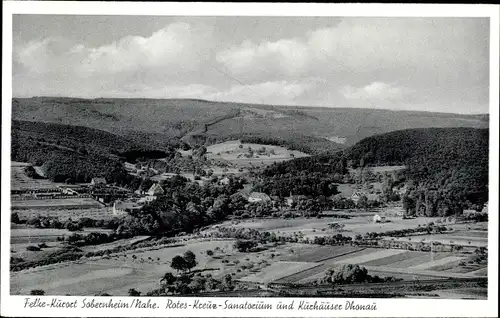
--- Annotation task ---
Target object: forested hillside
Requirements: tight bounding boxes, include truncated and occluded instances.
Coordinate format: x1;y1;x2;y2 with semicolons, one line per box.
262;128;489;215
11;120;175;186
346;128;489;214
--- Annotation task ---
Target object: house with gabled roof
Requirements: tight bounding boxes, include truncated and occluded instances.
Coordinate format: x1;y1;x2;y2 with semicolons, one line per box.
147;183;164;196
351;192;363;203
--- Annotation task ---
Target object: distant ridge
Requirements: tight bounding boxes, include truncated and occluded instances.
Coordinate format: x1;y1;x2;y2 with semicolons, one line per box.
12;97;488;154
15;96;490;118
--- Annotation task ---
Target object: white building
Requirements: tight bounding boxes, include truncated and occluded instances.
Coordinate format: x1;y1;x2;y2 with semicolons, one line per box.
373;214;386;223
248;192;271;203
91;177;107;186
138;195;158;204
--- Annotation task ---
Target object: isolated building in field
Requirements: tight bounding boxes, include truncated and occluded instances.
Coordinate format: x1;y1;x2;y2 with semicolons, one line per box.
91;177;107;186
248;192;271;203
373;214;386;223
147;183;164;196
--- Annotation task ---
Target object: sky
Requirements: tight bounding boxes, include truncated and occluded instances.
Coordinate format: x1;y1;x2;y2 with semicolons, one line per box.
12;15;490;114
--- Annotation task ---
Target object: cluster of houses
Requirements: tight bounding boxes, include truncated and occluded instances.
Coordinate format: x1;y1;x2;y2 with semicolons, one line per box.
113;182;166;216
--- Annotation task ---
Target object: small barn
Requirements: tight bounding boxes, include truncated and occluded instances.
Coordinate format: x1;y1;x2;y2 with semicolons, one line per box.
147;183;165;196
373;214;386;223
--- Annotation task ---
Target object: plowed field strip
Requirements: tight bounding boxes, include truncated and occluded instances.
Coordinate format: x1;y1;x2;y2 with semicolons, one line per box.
333;249;407;265
410;256;463;270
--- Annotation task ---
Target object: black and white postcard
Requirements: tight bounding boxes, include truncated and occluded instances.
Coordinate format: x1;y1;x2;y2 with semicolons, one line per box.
1;2;498;317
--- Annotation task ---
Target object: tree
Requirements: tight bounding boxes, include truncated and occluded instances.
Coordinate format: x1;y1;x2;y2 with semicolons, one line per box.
128;288;141;296
189;275;207;293
205;250;214;257
30;289;45;295
222;274;234;291
183;250;197;272
170;255;187;273
356;195;368;210
174;274;193;295
234;240;258;252
323;264;369;284
402;195;416;216
160;272;176;285
11;212;20;224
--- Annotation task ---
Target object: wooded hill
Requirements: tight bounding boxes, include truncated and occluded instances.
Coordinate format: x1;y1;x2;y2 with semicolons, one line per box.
11;120;176;185
262;127;489;215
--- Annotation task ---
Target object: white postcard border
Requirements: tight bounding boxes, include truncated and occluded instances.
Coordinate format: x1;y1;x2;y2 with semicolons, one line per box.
2;2;499;317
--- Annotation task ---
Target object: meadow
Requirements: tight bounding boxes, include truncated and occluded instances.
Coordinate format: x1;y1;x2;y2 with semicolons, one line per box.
11;198;104;209
206;140;308;168
12;207;115;221
11;162;66;190
225;215;444;239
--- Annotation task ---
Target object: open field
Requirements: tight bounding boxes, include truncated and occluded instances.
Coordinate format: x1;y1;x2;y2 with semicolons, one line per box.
10;211;488;296
13;207;115;221
288;245;363;262
10;239;236;295
11;162;67;190
206;140;308;168
432;287;487;299
273;246;483;285
11;227;114;262
239;261;321;284
11;243;66;262
223;215;444;239
11;198;104;210
10;232;487;295
11;228;74;245
392;231;488;248
11;227;114;250
80;236;151;253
